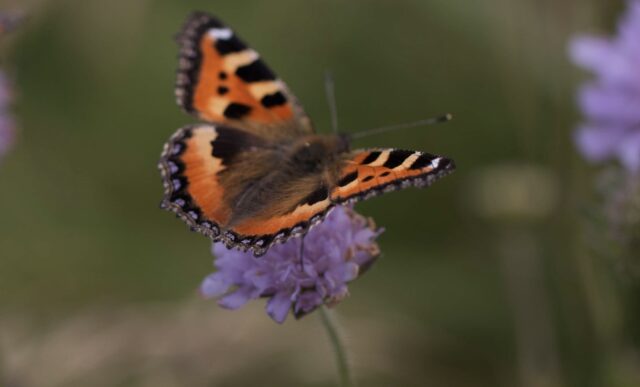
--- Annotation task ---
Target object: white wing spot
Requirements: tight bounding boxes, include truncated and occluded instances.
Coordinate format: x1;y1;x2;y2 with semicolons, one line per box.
431;157;441;169
208;28;233;40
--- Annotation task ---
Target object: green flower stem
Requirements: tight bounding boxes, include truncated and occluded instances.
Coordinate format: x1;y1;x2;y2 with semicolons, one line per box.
319;306;354;387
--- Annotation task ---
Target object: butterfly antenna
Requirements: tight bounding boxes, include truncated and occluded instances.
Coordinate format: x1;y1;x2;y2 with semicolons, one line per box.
324;70;339;133
351;114;453;139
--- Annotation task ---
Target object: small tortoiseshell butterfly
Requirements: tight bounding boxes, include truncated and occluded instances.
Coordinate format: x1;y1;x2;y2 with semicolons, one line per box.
159;12;455;256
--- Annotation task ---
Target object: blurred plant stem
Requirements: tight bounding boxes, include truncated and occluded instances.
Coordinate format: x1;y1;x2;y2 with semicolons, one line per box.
319;306;353;387
500;228;563;387
469;163;565;386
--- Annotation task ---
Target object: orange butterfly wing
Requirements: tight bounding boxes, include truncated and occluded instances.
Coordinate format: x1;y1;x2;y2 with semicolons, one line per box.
159;124;334;256
159;124;233;240
175;12;313;137
162;13;456;256
331;149;456;204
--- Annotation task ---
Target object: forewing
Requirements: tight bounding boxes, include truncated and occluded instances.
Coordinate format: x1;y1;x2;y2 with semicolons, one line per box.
175;12;313;137
331;148;455;204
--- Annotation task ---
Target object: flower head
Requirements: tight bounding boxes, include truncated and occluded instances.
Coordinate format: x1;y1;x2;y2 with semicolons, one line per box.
200;206;382;323
0;71;14;162
570;1;640;172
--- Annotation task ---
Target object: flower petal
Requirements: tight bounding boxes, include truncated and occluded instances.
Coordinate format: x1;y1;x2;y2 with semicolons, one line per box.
579;84;640;124
218;286;256;310
266;292;292;323
574;125;627;162
199;273;230;298
294;291;323;316
618;131;640;173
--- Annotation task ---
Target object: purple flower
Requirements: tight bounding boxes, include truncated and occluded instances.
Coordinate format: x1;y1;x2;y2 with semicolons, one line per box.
200;206;382;323
0;71;14;162
570;1;640;173
0;12;24;36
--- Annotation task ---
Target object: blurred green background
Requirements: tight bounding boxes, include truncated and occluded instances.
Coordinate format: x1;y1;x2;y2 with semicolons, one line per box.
0;0;637;386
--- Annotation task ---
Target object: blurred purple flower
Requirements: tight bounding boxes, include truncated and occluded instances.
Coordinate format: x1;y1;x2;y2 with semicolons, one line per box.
200;206;382;323
0;12;24;36
0;71;14;161
570;1;640;173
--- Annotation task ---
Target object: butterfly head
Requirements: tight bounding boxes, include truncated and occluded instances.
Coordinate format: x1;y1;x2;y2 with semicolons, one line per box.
291;134;350;173
336;133;351;153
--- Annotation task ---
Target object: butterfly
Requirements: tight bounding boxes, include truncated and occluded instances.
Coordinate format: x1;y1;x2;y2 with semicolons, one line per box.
159;12;455;256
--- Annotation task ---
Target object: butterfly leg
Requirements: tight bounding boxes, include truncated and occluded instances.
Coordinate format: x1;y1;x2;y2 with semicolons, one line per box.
299;235;305;270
